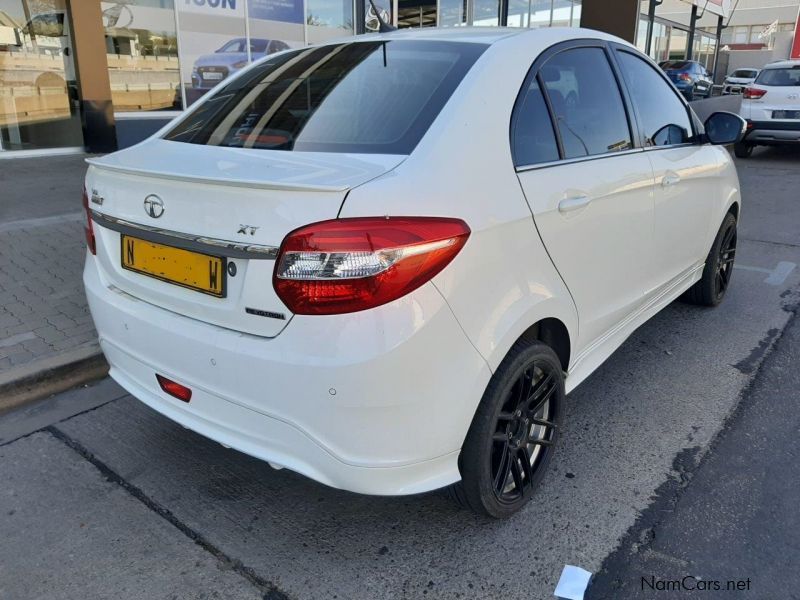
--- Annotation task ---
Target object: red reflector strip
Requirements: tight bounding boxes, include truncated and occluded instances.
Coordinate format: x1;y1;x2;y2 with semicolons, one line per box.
82;188;96;255
156;374;192;402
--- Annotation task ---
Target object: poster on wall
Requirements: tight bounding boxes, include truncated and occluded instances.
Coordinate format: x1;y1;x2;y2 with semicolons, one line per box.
177;0;300;106
249;0;304;24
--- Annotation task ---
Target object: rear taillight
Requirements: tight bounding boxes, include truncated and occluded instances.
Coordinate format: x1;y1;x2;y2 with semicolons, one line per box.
82;188;96;255
743;87;767;99
273;217;470;315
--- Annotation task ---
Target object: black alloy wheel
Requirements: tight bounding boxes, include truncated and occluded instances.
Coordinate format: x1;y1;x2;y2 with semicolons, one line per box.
490;363;559;504
682;212;738;307
714;218;737;301
448;341;564;518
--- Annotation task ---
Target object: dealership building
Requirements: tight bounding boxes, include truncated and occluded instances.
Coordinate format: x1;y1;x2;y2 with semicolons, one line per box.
0;0;799;156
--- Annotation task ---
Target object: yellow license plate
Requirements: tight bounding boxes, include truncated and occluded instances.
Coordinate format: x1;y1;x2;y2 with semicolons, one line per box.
121;235;226;297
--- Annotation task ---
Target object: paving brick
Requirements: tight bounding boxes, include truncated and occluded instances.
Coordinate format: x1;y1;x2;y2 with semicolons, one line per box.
7;350;34;366
1;193;100;374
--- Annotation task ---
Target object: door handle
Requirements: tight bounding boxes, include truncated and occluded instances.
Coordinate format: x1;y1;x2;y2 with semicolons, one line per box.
661;172;681;187
558;195;591;213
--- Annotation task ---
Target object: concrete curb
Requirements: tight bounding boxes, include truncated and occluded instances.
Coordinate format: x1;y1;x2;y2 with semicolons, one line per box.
0;344;109;415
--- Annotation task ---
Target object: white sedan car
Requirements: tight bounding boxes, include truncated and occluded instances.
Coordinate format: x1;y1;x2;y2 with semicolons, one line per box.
722;68;759;95
83;28;745;518
735;59;800;157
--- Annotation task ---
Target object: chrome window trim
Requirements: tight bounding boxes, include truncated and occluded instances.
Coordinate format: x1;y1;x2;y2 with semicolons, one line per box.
515;147;645;173
91;211;279;260
642;141;697;152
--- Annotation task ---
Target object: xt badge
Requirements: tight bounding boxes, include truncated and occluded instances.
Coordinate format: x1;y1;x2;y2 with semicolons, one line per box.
237;225;259;236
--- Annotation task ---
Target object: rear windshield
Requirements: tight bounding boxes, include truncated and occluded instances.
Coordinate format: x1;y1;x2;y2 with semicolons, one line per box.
755;66;800;87
662;61;690;70
732;69;757;78
164;40;486;155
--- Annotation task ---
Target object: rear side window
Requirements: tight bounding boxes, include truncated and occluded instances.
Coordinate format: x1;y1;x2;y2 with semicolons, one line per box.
756;67;800;87
540;47;632;159
164;41;486;155
616;51;692;147
512;78;560;166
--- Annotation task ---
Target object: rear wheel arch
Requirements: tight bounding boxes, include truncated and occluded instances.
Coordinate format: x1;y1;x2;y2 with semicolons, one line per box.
727;201;740;221
516;318;571;373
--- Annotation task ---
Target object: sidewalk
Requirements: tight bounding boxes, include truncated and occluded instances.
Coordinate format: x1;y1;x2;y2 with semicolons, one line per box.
0;154;106;410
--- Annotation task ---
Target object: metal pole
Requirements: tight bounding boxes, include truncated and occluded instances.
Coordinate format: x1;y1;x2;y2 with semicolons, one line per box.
645;0;661;56
356;0;366;34
712;14;724;81
686;4;698;60
500;0;509;26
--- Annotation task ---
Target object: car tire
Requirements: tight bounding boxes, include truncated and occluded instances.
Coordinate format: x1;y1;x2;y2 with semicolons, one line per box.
447;340;564;518
682;212;737;307
734;141;754;158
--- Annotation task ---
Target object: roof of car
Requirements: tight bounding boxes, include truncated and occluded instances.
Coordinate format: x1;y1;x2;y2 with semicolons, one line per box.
763;59;800;69
348;27;524;44
335;26;624;46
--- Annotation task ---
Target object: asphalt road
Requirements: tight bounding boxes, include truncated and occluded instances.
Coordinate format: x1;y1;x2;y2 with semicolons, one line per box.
1;145;799;600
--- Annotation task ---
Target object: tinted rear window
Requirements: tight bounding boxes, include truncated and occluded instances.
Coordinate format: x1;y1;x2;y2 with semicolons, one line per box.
164;40;486;154
662;61;690;70
732;69;757;78
756;67;800;87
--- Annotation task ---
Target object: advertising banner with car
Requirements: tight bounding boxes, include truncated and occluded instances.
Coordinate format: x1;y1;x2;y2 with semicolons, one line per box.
177;0;300;106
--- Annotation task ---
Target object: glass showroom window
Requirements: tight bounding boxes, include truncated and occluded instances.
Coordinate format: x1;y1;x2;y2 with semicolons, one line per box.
103;0;181;112
506;0;531;28
472;0;501;26
0;0;84;151
529;0;553;28
306;0;354;42
550;0;574;27
439;0;467;27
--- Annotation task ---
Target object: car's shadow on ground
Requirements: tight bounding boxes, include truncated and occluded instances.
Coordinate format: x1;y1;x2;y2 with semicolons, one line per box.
59;264;798;598
740;144;800;162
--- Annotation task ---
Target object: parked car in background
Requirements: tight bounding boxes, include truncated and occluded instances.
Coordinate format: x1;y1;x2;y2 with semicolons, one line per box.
84;29;745;518
735;60;800;157
723;68;759;95
191;38;290;89
659;60;713;100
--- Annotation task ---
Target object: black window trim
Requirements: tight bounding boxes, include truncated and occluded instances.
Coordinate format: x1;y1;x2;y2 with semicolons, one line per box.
608;43;700;152
510;38;643;172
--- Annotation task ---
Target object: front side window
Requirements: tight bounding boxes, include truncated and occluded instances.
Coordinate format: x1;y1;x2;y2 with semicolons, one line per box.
540;47;632;159
164;41;486;154
756;67;800;87
616;51;692;147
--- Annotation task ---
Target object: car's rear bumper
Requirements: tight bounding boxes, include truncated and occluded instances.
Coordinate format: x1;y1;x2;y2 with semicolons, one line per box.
84;254;492;495
744;120;800;144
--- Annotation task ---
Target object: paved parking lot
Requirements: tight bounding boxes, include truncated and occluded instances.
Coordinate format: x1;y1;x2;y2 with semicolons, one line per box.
1;146;799;600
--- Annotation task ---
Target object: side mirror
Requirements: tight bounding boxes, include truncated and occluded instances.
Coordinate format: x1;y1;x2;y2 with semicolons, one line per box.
704;111;747;145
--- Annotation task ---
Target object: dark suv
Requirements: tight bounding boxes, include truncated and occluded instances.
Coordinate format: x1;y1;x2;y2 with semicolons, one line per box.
659;60;714;100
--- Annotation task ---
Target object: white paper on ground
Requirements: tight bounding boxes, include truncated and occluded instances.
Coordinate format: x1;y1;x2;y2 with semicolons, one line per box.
554;565;593;600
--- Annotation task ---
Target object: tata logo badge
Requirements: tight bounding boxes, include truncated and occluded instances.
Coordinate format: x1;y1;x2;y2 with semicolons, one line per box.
143;195;165;219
